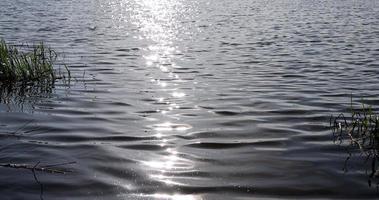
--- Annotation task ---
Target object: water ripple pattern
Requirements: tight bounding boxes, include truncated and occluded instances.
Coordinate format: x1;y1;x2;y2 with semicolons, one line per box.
0;0;379;199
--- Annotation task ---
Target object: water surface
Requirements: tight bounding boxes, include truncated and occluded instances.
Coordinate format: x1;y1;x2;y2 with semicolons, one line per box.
0;0;379;199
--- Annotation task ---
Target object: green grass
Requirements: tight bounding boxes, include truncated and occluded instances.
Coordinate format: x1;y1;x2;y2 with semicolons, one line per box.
0;39;68;84
331;97;379;187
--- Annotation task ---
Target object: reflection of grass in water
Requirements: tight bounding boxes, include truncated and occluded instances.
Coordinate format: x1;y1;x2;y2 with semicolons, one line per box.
0;82;53;105
0;39;70;83
331;97;379;187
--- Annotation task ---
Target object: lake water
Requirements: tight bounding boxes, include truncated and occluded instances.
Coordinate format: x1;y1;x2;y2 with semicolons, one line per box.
0;0;379;199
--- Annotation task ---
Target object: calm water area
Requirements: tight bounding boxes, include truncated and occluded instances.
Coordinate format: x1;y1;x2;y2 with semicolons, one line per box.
0;0;379;199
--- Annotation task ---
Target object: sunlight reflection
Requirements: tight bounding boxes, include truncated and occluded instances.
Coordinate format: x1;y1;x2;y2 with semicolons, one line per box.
159;66;170;72
146;61;154;66
172;92;186;98
159;81;168;87
150;193;202;200
145;54;160;62
157;97;165;102
166;148;178;154
170;103;180;109
153;122;192;131
131;0;198;199
167;73;180;79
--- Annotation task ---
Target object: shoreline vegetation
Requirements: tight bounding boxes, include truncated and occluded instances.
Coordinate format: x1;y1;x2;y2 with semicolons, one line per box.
331;98;379;187
0;39;70;85
0;39;71;108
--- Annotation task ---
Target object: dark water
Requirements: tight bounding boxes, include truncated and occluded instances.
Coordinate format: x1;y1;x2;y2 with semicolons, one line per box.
1;0;379;199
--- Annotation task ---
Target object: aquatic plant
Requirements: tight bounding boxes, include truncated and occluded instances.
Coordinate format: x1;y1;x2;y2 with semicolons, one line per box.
0;39;69;84
331;98;379;187
0;39;71;111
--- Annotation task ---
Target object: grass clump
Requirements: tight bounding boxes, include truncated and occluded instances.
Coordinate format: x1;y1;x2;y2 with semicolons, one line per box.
0;39;69;84
331;97;379;187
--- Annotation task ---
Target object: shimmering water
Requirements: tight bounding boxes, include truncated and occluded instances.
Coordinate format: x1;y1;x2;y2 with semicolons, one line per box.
1;0;379;199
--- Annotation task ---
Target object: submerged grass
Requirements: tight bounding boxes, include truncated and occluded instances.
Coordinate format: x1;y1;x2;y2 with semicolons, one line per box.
0;39;69;84
331;97;379;187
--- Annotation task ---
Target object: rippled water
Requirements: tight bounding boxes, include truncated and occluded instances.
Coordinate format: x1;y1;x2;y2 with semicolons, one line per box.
1;0;379;199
